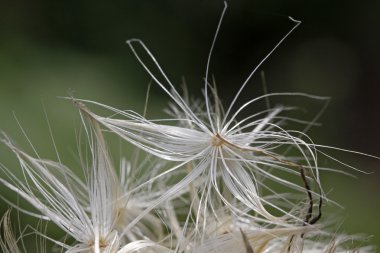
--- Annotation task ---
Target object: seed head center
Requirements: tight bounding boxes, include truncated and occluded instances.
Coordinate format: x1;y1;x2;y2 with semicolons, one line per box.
211;133;225;147
89;237;108;249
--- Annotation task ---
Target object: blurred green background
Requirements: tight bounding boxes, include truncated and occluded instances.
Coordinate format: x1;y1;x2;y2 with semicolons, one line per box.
0;0;379;251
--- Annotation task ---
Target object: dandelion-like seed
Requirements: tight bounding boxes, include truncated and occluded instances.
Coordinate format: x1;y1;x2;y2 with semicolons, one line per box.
77;3;327;233
0;113;165;252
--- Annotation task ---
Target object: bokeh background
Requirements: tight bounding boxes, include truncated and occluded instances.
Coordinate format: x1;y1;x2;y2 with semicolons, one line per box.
0;0;379;251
